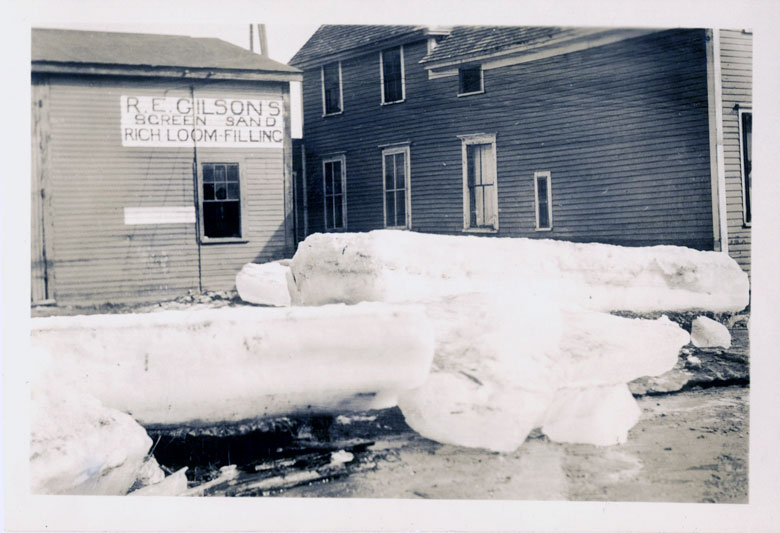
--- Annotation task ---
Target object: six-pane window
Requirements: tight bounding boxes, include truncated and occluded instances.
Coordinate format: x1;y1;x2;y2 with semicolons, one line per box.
740;110;752;224
382;147;410;228
381;46;405;104
462;137;498;230
322;62;342;115
323;157;346;230
458;65;483;95
202;163;241;239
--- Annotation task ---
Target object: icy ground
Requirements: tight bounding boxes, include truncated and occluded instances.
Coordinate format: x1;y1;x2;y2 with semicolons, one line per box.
29;231;750;495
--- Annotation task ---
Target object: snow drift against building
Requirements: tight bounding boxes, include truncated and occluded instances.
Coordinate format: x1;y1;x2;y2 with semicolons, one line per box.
289;230;749;313
30;303;435;426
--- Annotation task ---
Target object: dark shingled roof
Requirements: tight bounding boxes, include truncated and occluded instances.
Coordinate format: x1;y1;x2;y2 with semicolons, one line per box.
289;25;426;66
32;28;300;74
420;26;583;64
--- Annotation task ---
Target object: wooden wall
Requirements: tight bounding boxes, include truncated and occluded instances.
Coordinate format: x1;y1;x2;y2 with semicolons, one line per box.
301;29;715;250
33;75;290;305
719;29;752;275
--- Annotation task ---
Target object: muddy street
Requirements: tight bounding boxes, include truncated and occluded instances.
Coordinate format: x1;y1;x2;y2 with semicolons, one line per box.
152;385;746;502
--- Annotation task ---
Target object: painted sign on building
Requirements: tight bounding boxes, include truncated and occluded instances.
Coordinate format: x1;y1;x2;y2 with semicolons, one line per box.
120;96;284;148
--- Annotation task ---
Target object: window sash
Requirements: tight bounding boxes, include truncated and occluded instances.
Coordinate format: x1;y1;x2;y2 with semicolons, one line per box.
323;157;346;230
200;162;243;240
322;62;342;115
464;142;497;229
458;66;483;95
739;110;752;225
382;148;410;228
381;46;405;104
534;171;553;230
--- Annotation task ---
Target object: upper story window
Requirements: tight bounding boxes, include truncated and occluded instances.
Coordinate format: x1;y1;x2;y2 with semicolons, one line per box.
458;65;483;96
739;109;752;225
380;46;405;104
321;61;343;115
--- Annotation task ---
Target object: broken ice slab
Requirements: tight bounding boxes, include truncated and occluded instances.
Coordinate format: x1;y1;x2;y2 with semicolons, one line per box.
236;260;294;306
30;366;154;495
289;230;749;313
31;303;435;426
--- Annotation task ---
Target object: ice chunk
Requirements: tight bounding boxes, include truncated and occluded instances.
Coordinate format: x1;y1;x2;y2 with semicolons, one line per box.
690;316;732;349
556;313;690;388
31;303;435;425
540;384;642;446
396;293;688;451
290;230;749;313
236;261;292;306
129;468;188;496
30;352;154;495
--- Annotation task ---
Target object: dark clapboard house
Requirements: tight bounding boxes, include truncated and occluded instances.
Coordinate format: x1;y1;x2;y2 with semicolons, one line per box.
289;25;752;275
31;28;301;305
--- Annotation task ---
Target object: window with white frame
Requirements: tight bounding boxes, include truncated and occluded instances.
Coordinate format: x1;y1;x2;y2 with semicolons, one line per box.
534;171;553;230
382;145;411;228
199;162;244;241
322;155;346;231
458;65;483;95
739;109;752;225
380;46;405;104
321;61;343;115
460;133;498;231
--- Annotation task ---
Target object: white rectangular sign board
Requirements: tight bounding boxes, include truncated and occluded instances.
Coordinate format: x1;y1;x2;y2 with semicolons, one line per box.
121;96;284;148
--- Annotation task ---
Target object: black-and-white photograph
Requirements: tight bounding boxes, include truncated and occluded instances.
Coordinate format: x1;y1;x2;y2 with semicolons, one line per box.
4;1;780;531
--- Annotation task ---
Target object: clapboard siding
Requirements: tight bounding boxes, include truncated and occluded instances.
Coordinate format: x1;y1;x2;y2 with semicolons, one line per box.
301;29;713;249
41;75;290;304
719;29;752;276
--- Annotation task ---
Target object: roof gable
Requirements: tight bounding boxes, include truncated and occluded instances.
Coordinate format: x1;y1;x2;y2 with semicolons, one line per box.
32;28;300;77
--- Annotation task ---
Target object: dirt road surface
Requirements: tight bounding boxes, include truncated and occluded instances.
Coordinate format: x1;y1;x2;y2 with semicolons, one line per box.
275;386;748;502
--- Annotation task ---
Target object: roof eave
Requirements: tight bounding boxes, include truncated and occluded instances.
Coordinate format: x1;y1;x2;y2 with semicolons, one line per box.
31;61;302;82
290;26;443;70
420;28;660;71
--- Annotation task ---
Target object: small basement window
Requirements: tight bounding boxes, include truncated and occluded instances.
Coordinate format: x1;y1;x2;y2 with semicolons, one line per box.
321;61;343;115
534;171;553;230
458;65;483;95
200;162;243;240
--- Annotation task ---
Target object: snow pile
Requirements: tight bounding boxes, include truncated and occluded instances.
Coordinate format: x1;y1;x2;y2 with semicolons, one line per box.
290;230;749;312
236;260;293;306
690;316;732;349
287;231;730;451
30;348;155;495
31;303;435;425
396;294;690;451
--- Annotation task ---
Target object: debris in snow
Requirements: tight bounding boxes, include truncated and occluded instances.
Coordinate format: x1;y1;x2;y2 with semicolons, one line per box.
31;303;435;425
687;355;702;366
129;467;188;496
131;456;166;490
30;349;154;495
691;316;732;349
236;261;293;306
540;384;642;446
289;230;749;313
183;465;239;496
329;450;354;466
